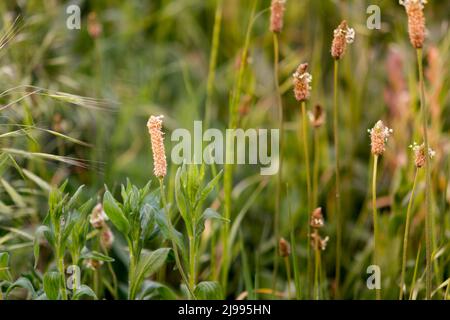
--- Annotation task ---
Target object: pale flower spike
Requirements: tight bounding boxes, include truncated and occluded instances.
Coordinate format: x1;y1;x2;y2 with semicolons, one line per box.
368;120;393;156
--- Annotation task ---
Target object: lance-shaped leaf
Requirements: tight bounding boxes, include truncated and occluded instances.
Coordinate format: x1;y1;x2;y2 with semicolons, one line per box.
103;190;130;235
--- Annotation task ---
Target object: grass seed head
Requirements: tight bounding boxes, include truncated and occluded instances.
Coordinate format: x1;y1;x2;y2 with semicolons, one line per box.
400;0;426;48
368;120;393;156
147;115;167;179
270;0;286;33
293;63;312;102
331;20;355;60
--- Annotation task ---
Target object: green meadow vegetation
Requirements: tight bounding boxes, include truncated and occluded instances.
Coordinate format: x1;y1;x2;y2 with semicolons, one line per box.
0;0;449;300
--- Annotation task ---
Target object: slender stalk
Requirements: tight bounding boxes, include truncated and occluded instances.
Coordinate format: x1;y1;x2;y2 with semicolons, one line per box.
399;169;419;300
57;256;68;300
287;185;301;300
301;100;313;298
188;234;196;294
409;243;421;300
371;155;381;300
313;230;321;300
417;48;432;300
127;241;137;300
159;178;196;299
272;32;284;294
204;0;223;129
301;101;312;212
313;128;320;208
333;59;342;298
283;256;292;300
221;0;257;292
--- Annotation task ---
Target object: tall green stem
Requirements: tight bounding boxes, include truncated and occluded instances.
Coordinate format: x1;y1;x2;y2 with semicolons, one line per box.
333;59;342;298
159;178;195;299
301;101;312;212
188;234;196;294
417;48;432;300
57;256;68;300
221;0;257;292
301;100;312;298
283;256;292;300
399;169;418;300
313;229;321;300
313;128;320;208
372;155;380;300
272;32;283;294
204;0;223;129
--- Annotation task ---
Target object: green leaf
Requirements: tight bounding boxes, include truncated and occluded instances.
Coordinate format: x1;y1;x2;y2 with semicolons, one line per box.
196;208;229;238
67;185;85;210
194;281;223;300
196;170;223;207
140;203;156;241
6;277;36;299
0;178;26;208
0;252;12;281
103;190;130;235
72;285;97;300
130;248;170;300
43;272;61;300
154;208;184;252
175;167;189;223
34;225;51;269
80;248;114;262
139;280;177;300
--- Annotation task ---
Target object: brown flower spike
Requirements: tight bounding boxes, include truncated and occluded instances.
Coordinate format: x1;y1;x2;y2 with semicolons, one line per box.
309;104;325;128
310;207;324;229
331;20;355;60
293;63;312;102
400;0;426;49
410;142;435;168
279;238;291;257
270;0;286;33
368;120;393;156
147;115;167;178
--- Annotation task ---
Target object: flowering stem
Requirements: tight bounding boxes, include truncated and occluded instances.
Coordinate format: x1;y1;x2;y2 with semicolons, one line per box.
159;178;196;299
417;48;432;300
371;155;381;300
272;32;283;295
333;59;342;298
399;168;419;300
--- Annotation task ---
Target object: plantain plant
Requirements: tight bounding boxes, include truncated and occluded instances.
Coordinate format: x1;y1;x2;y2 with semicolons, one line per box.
173;163;225;299
102;180;170;300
